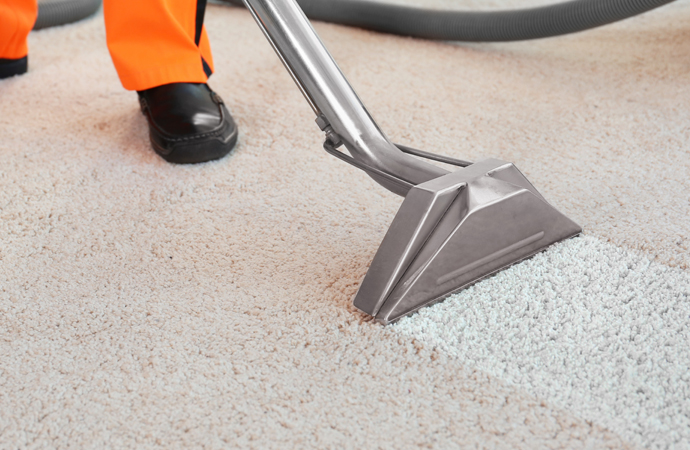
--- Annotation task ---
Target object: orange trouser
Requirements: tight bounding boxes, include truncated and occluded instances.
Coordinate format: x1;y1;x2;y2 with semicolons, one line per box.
0;0;214;91
0;0;37;60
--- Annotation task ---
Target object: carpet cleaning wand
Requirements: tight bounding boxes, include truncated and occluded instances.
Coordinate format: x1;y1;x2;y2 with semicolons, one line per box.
242;0;584;324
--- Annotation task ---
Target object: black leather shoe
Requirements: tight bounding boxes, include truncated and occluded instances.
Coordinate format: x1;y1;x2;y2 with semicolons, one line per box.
0;57;28;79
137;82;238;164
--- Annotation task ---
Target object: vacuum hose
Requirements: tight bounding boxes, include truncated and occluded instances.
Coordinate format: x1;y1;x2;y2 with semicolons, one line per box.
32;0;677;40
225;0;677;41
33;0;101;30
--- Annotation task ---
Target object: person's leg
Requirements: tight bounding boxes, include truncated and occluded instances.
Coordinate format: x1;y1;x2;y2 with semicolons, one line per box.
104;0;237;164
104;0;214;91
0;0;38;79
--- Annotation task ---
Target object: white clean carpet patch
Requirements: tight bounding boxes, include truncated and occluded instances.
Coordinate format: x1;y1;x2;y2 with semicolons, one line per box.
395;235;690;449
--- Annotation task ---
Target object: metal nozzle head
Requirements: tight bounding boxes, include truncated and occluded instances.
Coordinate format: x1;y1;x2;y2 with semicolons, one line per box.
353;159;582;324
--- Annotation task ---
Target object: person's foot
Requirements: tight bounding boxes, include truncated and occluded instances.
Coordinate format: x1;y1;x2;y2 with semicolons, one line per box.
137;82;238;164
0;57;28;79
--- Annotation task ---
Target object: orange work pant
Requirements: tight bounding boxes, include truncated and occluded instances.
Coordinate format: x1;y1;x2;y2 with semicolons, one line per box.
0;0;37;60
0;0;214;91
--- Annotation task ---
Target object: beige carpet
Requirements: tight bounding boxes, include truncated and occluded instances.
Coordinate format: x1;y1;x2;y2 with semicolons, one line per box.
1;1;689;448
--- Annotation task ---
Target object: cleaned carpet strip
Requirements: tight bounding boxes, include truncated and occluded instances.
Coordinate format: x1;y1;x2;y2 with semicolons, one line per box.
395;235;690;449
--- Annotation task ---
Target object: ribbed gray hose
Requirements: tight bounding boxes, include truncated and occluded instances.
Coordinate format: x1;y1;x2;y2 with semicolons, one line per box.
33;0;102;30
224;0;677;41
31;0;678;39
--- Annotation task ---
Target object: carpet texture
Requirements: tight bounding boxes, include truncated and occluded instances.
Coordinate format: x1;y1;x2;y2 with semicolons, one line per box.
1;1;689;448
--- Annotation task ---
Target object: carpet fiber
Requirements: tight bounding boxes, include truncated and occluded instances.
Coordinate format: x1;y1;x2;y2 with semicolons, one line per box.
1;1;689;448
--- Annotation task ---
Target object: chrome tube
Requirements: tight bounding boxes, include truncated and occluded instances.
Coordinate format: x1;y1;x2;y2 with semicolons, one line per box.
242;0;447;196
